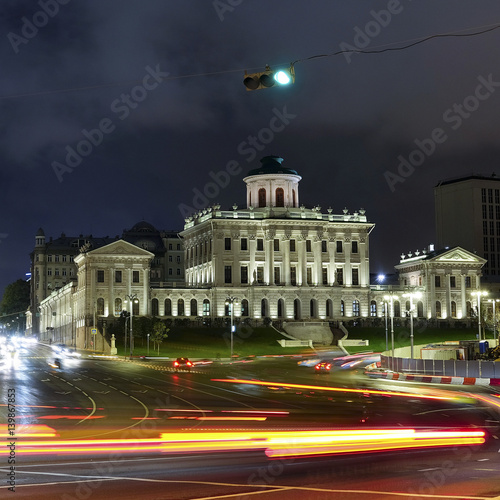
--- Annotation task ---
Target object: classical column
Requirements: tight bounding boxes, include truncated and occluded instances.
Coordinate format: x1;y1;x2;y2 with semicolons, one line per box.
460;273;467;318
249;235;256;284
328;238;336;285
283;238;291;285
445;272;452;318
313;238;322;285
344;238;352;286
265;235;273;285
360;236;369;287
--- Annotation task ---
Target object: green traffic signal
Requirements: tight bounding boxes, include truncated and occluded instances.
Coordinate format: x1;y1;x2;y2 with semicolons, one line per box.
243;64;295;91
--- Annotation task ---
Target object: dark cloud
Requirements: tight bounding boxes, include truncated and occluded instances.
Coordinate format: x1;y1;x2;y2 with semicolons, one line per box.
2;0;500;297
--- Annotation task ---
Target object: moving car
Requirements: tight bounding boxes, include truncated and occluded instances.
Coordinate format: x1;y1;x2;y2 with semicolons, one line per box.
314;361;332;373
173;357;193;372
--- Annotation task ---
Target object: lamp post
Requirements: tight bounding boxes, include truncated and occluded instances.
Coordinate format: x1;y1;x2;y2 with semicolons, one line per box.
472;291;488;340
384;293;398;370
384;300;388;352
403;291;422;359
225;296;237;359
125;294;138;359
487;299;500;340
147;333;150;356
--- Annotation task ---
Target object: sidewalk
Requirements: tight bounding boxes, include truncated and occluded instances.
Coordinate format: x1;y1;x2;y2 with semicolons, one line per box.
365;363;500;386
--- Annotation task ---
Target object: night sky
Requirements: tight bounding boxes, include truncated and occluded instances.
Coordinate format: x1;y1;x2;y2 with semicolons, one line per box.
2;1;500;300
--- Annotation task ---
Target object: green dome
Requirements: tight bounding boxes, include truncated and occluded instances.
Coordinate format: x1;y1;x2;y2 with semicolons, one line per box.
247;156;299;176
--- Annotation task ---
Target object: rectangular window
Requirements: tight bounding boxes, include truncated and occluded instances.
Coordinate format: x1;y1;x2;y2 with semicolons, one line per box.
485;221;490;235
62;268;67;276
290;267;297;286
491;238;496;252
224;265;232;284
225;237;231;250
47;268;52;276
321;240;327;252
115;270;122;283
336;268;343;285
491;221;495;235
290;239;296;252
240;238;248;251
70;256;74;262
482;188;487;203
450;276;456;287
55;268;60;276
168;255;172;262
257;266;264;284
62;255;67;262
241;266;248;284
489;188;493;203
484;237;489;252
168;268;173;275
352;268;359;285
176;256;181;263
55;255;60;262
352;241;358;253
97;270;104;283
336;241;343;253
496;205;500;220
47;255;52;262
177;244;181;250
168;243;173;250
274;266;280;284
496;189;499;204
483;205;487;219
257;238;264;251
69;269;74;277
490;205;494;220
306;240;312;252
435;275;441;288
322;267;328;285
133;270;140;283
274;239;280;252
176;268;181;275
306;267;312;285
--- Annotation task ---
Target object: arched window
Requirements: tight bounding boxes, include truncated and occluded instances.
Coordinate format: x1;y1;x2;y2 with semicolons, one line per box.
114;298;122;316
436;301;442;318
394;300;401;318
292;189;296;208
275;188;284;207
405;300;411;317
97;297;104;316
177;299;184;316
277;298;285;318
151;298;159;317
202;299;210;316
340;300;345;317
258;188;266;208
466;300;472;317
310;299;317;318
190;299;198;316
224;302;231;316
417;301;424;317
294;298;301;320
164;299;172;316
451;301;457;318
133;299;139;316
353;300;360;317
261;298;269;317
326;299;333;318
370;300;377;317
241;299;249;317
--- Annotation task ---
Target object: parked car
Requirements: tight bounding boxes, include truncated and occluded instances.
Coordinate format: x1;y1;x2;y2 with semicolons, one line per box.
173;357;193;372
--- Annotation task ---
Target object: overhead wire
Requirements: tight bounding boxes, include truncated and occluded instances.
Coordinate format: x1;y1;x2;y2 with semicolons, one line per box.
1;22;500;101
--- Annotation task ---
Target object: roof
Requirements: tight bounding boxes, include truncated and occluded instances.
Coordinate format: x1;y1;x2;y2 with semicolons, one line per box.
246;155;299;177
435;173;500;187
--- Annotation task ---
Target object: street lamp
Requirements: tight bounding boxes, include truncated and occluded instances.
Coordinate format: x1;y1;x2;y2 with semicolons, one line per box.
383;300;389;351
487;298;500;340
124;294;138;359
225;296;238;359
403;291;422;359
384;293;398;370
472;291;488;340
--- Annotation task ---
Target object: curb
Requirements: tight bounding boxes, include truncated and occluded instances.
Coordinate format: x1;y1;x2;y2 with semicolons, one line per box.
365;363;500;386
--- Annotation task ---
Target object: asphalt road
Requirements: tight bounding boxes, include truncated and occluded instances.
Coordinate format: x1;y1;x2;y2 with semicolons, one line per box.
1;343;500;499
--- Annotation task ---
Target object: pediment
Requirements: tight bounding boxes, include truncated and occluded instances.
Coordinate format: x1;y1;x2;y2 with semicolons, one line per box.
89;239;154;257
432;247;485;264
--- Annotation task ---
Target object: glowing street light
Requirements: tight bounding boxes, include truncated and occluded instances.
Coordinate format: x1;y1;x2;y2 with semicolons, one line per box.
403;291;422;359
225;296;238;358
124;294;138;359
384;293;398;369
472;291;488;340
487;298;500;340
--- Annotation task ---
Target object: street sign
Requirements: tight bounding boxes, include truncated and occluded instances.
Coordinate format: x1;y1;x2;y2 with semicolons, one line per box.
91;328;97;335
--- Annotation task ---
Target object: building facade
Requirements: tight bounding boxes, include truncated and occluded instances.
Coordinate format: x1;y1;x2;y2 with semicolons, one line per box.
435;174;500;278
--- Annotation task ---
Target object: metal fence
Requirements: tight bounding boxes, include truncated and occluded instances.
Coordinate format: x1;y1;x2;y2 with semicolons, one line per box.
381;355;500;378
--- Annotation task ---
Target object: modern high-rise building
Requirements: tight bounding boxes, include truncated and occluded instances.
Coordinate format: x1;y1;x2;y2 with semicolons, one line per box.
435;174;500;278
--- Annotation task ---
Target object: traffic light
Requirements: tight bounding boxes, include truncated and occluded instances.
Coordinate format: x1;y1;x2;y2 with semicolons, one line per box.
243;64;295;91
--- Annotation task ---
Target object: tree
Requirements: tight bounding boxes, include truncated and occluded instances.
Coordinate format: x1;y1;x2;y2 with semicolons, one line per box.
151;321;169;355
0;279;30;332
